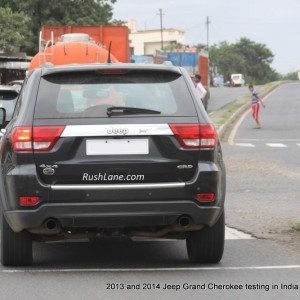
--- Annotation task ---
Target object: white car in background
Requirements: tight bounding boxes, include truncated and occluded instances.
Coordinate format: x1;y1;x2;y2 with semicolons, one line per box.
230;74;245;87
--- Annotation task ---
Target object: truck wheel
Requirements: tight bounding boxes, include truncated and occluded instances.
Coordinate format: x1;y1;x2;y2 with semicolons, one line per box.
186;212;225;263
1;214;32;266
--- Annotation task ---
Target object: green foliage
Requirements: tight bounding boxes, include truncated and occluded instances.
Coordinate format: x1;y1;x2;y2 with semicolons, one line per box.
209;41;247;81
281;71;299;80
0;7;31;54
195;43;208;51
291;222;300;231
209;38;280;84
0;0;117;54
110;19;127;26
163;41;183;52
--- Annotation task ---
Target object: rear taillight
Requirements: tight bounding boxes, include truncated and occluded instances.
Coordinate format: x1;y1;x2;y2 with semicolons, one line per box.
19;196;40;206
11;126;65;152
33;126;65;151
11;127;32;151
169;124;217;149
195;193;215;202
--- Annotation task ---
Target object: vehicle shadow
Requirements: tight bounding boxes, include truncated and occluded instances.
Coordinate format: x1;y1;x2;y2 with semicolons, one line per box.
32;237;190;269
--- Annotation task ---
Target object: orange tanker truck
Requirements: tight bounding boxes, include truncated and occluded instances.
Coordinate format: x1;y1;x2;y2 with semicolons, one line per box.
29;25;130;70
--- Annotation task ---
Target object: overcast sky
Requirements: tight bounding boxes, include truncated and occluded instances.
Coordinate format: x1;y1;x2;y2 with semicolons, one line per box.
113;0;300;73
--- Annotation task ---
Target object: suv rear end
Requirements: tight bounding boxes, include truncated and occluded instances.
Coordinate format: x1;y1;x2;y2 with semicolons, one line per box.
0;64;226;266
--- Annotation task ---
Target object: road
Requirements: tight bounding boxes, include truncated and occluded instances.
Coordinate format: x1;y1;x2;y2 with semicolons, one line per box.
0;83;299;299
224;82;300;249
207;86;248;112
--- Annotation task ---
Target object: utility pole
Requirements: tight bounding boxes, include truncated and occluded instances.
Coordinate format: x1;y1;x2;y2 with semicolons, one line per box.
158;8;164;51
206;16;211;91
206;16;211;52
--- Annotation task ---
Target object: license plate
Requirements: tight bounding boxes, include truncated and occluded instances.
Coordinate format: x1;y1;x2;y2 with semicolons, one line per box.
86;139;149;155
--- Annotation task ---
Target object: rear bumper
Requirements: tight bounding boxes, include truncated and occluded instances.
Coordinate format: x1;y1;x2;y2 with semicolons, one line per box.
2;160;225;232
4;200;223;232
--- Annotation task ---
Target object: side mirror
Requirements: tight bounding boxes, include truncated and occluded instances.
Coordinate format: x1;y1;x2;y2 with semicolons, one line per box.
0;107;6;128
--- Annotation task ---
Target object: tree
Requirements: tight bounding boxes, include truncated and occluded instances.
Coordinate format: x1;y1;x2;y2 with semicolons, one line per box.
110;19;126;26
281;71;299;80
0;7;31;54
195;43;208;52
0;0;118;54
209;41;247;82
233;38;279;84
208;38;280;84
163;41;183;52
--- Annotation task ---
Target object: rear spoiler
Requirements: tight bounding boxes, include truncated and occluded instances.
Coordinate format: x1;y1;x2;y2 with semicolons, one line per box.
41;63;182;77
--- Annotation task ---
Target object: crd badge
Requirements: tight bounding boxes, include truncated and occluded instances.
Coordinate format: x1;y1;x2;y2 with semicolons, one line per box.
177;165;193;169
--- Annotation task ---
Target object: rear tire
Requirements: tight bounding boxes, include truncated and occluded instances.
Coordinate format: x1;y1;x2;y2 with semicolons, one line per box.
1;214;32;266
186;212;225;263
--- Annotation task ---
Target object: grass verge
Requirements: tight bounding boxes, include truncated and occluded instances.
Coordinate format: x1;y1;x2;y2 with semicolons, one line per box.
291;223;300;231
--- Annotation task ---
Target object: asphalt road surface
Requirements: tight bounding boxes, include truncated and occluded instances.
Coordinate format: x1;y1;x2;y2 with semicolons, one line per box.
0;83;299;299
224;82;300;247
207;86;249;112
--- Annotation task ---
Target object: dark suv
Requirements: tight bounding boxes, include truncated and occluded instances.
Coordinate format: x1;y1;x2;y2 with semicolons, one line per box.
0;63;226;266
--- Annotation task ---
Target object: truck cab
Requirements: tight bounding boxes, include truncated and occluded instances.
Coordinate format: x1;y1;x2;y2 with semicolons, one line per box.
230;74;245;87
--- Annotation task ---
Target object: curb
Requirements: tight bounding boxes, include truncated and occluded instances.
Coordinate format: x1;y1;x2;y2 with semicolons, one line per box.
217;100;250;138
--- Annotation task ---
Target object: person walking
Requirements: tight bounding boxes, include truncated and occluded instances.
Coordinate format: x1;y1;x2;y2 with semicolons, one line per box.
194;74;207;100
249;84;265;129
194;74;207;109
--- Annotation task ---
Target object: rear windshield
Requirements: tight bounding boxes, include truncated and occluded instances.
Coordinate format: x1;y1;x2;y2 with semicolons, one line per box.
35;70;197;118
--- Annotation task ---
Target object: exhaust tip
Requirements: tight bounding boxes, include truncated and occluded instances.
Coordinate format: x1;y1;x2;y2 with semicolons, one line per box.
178;216;190;227
45;219;58;230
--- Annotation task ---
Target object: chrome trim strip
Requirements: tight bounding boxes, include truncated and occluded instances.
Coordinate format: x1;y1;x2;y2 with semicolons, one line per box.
61;124;173;137
51;182;185;190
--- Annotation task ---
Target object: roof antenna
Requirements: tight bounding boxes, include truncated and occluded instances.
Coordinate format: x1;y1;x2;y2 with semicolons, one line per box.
107;41;112;63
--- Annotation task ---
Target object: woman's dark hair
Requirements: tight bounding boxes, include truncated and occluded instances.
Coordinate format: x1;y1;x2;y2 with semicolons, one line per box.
248;84;254;89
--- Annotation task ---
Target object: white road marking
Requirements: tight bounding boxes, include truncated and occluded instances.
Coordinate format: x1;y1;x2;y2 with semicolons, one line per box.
228;140;300;148
235;143;255;147
225;227;254;240
228;108;250;145
266;143;287;148
235;138;262;141
133;226;254;242
237;138;300;142
227;87;278;145
2;265;300;273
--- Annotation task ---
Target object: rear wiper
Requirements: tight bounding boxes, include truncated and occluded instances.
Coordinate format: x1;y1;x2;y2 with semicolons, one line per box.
107;106;161;117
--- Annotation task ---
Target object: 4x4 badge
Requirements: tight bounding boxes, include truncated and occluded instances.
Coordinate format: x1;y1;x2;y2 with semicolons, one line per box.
39;164;58;176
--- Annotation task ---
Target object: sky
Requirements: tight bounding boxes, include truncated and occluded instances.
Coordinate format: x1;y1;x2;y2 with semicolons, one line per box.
113;0;300;74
